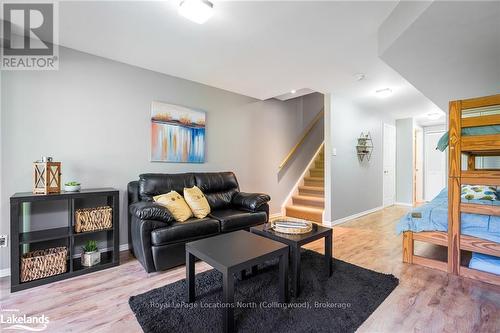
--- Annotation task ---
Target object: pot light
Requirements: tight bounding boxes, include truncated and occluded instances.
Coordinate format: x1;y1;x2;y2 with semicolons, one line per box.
375;88;393;98
290;90;296;94
179;0;214;24
427;112;442;120
354;73;366;81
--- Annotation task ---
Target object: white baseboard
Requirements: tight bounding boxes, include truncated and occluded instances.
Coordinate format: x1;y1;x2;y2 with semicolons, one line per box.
323;205;384;227
0;268;11;278
0;244;131;278
394;202;414;207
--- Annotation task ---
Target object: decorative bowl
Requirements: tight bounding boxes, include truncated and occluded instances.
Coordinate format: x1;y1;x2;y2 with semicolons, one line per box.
64;185;81;192
271;218;313;234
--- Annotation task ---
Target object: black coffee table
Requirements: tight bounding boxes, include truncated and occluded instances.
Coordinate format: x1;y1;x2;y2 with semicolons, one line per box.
186;230;289;333
250;223;332;296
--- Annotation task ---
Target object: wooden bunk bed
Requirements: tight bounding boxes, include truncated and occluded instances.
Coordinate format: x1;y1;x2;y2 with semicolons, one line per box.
403;93;500;286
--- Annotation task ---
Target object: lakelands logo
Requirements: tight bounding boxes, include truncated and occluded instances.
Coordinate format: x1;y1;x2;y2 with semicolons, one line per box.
1;2;59;70
0;309;49;331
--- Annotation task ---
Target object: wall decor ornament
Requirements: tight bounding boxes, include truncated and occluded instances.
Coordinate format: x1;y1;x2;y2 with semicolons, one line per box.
356;132;373;162
151;101;206;163
33;157;62;194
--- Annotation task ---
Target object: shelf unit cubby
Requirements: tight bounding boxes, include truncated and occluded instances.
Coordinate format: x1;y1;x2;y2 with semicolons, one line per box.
10;188;119;292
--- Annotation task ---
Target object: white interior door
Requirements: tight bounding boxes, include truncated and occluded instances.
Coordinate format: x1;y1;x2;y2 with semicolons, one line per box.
424;131;446;201
383;123;396;206
415;129;424;202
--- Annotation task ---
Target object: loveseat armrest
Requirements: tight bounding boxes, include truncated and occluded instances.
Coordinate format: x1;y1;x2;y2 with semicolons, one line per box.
129;201;175;224
130;216;171;273
232;192;271;212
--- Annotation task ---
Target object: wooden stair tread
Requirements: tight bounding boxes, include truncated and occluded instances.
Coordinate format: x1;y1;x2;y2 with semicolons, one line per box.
292;195;325;208
285;205;324;213
299;185;324;191
292;195;325;203
304;176;324;181
285;205;323;222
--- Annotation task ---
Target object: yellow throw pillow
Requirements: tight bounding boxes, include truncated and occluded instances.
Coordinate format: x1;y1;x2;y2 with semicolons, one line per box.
184;186;211;219
153;191;193;222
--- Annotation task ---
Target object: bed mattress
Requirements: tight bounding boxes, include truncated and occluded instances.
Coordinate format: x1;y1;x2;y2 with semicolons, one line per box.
469;252;500;275
436;125;500;151
396;188;500;243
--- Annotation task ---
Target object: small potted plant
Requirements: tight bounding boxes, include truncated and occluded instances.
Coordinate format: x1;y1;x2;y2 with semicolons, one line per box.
81;240;100;267
64;181;81;192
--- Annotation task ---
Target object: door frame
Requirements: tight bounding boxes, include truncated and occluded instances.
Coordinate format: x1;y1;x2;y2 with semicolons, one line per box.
413;128;424;204
382;123;396;207
423;129;447;201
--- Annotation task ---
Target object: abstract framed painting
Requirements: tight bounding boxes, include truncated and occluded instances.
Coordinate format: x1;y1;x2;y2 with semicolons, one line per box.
150;101;206;163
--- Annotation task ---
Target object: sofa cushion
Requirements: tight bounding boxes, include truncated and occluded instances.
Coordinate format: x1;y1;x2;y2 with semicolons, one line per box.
194;172;239;210
210;209;267;233
151;217;220;246
139;173;195;201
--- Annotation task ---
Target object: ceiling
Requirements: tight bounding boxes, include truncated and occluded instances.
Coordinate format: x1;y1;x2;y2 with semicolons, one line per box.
53;1;446;118
380;0;500;113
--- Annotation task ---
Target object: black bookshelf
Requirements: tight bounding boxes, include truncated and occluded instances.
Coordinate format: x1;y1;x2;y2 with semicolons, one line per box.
10;188;119;292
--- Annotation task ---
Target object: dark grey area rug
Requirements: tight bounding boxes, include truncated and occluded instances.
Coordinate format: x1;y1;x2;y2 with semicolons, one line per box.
129;249;398;333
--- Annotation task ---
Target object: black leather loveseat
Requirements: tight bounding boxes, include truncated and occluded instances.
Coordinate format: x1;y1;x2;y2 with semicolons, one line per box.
128;172;271;272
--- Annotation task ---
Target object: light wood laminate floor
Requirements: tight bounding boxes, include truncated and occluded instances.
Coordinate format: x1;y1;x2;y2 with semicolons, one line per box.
1;206;499;332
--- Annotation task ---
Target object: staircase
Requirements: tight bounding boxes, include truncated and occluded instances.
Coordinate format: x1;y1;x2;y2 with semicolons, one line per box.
285;147;324;223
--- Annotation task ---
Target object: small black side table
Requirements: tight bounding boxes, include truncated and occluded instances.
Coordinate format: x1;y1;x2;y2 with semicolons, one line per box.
250;223;333;296
186;230;288;333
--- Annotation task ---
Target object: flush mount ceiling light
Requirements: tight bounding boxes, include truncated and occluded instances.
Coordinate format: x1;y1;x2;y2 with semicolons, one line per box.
427;112;442;120
179;0;214;24
354;73;366;81
375;88;393;98
290;89;297;94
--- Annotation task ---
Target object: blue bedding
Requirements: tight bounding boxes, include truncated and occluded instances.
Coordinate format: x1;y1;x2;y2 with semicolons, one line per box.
396;188;500;243
436;125;500;151
469;252;500;275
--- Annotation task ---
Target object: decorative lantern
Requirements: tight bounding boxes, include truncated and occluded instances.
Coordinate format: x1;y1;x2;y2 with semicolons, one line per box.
33;158;61;194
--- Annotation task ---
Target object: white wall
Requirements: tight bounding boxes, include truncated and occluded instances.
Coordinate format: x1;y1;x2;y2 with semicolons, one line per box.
328;96;395;222
0;47;324;272
396;118;414;204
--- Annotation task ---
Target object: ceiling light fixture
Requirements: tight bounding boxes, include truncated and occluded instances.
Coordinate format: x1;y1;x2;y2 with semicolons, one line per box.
375;88;392;98
354;73;366;81
179;0;214;24
427;112;442;120
290;90;296;94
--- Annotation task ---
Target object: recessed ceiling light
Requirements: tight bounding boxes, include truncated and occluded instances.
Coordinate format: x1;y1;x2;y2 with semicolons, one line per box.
179;0;214;24
354;73;366;81
427;112;442;120
290;90;296;94
375;88;392;98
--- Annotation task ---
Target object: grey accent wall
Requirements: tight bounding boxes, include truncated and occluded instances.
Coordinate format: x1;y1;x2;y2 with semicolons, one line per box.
396;118;414;204
329;96;395;221
0;47;324;271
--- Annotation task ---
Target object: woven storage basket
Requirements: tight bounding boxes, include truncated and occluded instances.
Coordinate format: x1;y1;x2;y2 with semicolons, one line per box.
75;206;112;233
21;247;68;282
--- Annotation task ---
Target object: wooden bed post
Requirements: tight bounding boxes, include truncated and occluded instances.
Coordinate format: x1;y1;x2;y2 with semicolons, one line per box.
402;231;413;264
448;100;462;275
